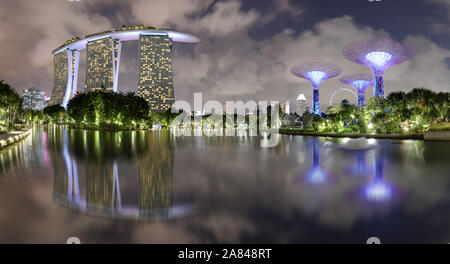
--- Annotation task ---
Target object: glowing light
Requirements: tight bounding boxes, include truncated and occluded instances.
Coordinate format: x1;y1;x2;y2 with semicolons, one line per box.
306;71;327;86
342;137;351;144
366;182;391;202
365;51;392;68
308;168;326;184
368;138;376;145
368;123;374;129
352;80;371;90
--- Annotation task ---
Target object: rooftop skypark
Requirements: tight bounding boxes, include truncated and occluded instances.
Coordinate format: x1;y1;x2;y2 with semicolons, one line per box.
53;25;198;53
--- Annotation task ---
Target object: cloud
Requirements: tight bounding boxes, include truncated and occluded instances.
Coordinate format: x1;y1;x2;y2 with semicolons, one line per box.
131;0;213;27
0;0;112;93
173;14;450;111
427;0;450;18
0;0;447;112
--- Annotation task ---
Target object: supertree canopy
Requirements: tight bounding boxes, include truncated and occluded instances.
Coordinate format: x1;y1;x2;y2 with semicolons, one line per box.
291;62;342;115
340;73;374;106
343;37;412;98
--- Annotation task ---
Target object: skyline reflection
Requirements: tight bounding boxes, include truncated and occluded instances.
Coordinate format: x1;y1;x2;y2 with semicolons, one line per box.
0;127;449;243
52;128;190;220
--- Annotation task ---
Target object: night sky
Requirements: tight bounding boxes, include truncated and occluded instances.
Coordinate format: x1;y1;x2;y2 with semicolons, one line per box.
0;0;449;110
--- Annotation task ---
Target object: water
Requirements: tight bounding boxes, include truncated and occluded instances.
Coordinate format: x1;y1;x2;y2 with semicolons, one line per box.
0;126;449;243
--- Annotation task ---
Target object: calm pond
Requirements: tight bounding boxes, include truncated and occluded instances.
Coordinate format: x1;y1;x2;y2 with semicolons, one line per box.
0;127;449;243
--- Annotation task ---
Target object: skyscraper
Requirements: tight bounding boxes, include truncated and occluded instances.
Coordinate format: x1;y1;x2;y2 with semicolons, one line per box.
49;51;69;106
296;94;308;116
51;27;199;108
49;49;80;108
85;37;121;92
138;34;174;112
280;101;290;114
23;87;46;111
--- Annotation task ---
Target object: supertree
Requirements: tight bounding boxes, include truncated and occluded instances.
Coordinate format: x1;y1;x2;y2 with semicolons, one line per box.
340;73;374;106
343;37;412;98
291;62;342;115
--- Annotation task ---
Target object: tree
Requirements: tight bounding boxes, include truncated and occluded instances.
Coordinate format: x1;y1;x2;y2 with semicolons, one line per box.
66;90;150;129
0;80;22;131
340;99;350;107
43;105;66;124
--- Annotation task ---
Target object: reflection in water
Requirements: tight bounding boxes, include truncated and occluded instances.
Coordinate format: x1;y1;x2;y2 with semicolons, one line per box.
52;128;188;220
365;153;392;202
138;132;173;218
307;138;326;184
1;127;450;243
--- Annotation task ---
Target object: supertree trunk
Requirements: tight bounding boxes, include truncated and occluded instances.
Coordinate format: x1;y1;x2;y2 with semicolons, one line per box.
373;75;385;98
312;86;320;115
358;92;366;107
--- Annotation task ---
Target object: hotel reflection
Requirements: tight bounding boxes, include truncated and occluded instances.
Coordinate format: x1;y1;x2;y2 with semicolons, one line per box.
51;128;185;220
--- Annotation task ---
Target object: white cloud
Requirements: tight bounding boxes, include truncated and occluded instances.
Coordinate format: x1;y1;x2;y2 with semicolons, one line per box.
173;15;450;111
0;0;447;109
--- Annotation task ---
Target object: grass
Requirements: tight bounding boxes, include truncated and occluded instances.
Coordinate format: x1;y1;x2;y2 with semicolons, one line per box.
428;122;450;131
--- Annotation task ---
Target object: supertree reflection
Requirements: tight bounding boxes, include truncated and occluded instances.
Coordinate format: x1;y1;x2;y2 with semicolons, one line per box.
365;153;392;202
307;138;326;184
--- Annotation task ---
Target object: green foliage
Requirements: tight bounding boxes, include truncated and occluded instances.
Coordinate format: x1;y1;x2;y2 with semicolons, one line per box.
66;91;150;129
283;88;450;135
429;122;450;131
43;105;66;124
0;80;22;131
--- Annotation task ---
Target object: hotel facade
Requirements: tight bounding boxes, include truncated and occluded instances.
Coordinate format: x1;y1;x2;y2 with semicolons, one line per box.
49;26;199;112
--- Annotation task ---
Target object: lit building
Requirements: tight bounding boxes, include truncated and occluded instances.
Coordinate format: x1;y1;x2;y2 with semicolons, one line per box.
296;94;308;115
138;34;174;112
50;27;199;109
23;87;46;111
291;62;342;115
85;37;120;92
280;101;290;114
49;51;69;106
49;49;80;108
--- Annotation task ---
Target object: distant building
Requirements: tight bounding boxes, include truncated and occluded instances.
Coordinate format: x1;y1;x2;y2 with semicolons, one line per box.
280;101;290;114
44;97;50;108
296;94;308;116
23;87;46;111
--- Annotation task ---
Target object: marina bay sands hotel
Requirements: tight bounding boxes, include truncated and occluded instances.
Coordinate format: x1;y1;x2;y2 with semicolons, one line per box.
50;26;199;112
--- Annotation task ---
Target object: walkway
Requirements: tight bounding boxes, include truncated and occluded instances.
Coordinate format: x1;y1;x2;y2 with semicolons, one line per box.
0;127;32;149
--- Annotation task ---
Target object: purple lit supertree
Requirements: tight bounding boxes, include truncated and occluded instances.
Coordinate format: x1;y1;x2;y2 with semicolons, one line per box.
291;62;342;115
340;73;374;106
343;38;412;98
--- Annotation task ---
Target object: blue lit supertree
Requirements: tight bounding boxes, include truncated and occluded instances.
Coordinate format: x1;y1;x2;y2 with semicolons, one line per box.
340;73;374;106
291;62;342;115
343;38;412;98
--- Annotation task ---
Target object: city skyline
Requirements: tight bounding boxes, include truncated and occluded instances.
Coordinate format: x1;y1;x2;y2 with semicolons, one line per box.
0;0;449;111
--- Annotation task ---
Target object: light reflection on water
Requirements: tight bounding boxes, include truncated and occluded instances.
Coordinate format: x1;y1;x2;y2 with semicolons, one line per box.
0;126;449;243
